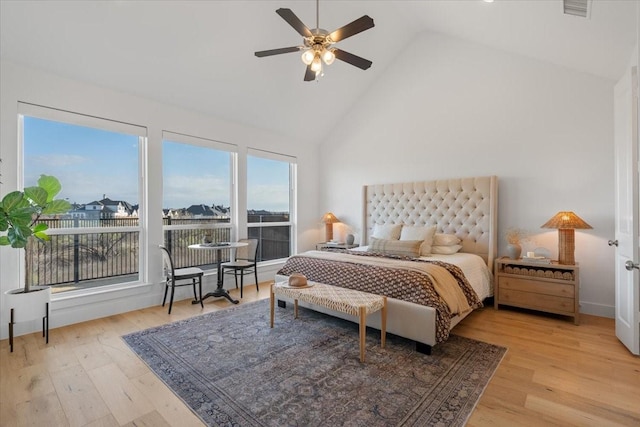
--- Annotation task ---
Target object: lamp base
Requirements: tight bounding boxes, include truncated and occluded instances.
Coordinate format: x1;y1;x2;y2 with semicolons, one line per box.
325;223;333;242
558;229;575;265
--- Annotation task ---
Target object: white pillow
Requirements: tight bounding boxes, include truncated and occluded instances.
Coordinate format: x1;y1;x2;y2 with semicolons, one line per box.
431;244;463;255
372;223;402;240
400;225;436;256
433;233;461;246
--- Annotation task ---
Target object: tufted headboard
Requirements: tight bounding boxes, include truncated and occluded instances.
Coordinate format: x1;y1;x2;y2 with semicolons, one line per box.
362;176;498;271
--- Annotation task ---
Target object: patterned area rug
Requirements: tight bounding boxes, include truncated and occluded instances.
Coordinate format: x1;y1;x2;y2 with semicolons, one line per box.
123;299;506;426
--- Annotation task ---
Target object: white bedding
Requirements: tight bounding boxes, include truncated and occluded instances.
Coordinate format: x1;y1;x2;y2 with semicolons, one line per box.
350;246;493;301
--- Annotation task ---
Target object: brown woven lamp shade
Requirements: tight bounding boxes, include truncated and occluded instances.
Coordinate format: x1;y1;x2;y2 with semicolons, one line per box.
541;211;592;265
321;212;340;242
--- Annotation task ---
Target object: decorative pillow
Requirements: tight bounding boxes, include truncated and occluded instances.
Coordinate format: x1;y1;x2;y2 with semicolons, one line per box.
433;233;461;246
368;237;422;257
431;244;463;255
400;225;437;256
371;223;402;240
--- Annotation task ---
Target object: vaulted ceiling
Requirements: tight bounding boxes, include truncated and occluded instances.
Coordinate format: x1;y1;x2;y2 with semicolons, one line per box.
1;1;636;144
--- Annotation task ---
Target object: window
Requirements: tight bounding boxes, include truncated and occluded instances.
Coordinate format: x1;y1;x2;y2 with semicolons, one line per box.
162;131;236;269
247;149;296;261
20;103;146;293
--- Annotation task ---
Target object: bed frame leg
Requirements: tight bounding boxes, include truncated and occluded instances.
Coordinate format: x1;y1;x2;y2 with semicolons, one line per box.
415;342;432;355
277;299;286;309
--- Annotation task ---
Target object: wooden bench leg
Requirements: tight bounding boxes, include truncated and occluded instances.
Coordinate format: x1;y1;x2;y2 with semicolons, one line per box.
359;306;366;362
294;299;299;319
270;283;275;328
381;297;387;349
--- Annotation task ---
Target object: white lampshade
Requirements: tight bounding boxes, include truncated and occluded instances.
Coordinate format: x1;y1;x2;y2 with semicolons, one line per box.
321;48;335;65
301;49;315;65
311;55;322;72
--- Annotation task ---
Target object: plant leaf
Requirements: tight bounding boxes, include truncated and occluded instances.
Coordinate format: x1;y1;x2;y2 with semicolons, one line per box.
24;186;49;207
42;199;71;215
7;225;31;248
38;175;62;202
8;207;34;226
33;230;50;241
33;222;49;233
1;191;27;211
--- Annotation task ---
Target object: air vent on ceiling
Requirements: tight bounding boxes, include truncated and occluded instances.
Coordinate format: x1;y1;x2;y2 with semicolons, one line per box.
563;0;591;18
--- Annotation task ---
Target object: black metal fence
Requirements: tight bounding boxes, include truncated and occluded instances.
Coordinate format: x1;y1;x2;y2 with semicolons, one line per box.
26;231;140;286
248;226;291;261
25;217;290;289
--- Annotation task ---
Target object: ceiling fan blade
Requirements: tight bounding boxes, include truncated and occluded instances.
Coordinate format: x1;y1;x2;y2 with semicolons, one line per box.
329;15;374;42
333;49;372;70
276;8;313;38
304;65;316;82
255;46;302;58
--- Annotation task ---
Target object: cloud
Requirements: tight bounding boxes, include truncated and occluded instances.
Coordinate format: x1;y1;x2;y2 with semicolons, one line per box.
248;184;289;212
29;154;88;168
163;174;230;209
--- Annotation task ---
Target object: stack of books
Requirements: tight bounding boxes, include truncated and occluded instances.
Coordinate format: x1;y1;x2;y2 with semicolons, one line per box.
522;255;552;264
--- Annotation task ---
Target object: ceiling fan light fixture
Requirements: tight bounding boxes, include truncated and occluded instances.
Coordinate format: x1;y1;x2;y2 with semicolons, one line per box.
321;48;336;65
311;54;323;72
301;49;315;65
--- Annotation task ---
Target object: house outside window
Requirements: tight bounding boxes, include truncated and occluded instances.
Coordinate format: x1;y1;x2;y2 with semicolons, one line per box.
247;149;296;262
162;131;237;269
20;103;146;293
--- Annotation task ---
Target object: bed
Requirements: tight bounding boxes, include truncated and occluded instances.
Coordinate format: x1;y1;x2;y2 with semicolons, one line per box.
275;175;498;353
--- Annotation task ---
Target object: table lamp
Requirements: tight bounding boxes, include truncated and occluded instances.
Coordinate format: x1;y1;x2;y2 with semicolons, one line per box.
541;211;592;265
321;212;339;242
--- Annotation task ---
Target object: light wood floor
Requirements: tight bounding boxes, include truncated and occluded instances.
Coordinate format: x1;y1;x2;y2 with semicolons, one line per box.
1;282;639;427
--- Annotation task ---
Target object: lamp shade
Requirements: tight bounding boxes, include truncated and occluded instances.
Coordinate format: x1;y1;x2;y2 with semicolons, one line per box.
541;211;592;265
321;212;339;224
541;211;592;230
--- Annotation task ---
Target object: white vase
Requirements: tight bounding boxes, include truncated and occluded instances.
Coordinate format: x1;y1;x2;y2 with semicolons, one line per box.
4;286;51;323
506;243;522;259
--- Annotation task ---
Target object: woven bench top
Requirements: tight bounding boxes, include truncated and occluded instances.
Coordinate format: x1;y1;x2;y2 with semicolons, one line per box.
273;282;386;316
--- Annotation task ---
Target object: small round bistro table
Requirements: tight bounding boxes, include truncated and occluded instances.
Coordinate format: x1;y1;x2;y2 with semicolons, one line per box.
188;241;249;305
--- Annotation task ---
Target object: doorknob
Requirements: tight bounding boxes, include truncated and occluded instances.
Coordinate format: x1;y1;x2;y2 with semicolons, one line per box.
625;260;640;271
608;239;618;247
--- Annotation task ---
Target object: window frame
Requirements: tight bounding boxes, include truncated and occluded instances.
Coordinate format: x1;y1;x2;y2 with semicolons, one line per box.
246;148;297;262
18;102;148;291
161;131;238;270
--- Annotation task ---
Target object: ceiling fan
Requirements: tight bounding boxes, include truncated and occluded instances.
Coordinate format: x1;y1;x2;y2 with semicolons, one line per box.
254;0;374;81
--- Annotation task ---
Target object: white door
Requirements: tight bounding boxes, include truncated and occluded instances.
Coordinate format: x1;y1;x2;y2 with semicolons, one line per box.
613;65;639;355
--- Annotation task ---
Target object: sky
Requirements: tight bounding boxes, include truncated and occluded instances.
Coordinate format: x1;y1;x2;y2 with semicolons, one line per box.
23;116;290;212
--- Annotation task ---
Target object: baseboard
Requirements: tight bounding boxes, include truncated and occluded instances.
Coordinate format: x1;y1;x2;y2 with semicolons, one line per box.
580;301;615;318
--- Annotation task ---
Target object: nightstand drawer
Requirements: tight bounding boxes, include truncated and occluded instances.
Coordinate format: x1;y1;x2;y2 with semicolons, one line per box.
499;289;575;314
498;277;575;298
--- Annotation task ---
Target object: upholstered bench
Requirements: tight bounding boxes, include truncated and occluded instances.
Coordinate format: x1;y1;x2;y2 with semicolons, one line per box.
270;281;387;362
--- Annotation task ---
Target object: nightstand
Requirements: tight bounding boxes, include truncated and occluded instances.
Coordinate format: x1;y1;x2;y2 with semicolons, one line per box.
316;242;359;250
494;257;580;325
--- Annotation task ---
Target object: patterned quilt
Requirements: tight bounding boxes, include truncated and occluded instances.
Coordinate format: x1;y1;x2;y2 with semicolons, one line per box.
276;250;482;343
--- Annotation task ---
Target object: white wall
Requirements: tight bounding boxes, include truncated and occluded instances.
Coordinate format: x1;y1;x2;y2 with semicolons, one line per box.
0;60;321;339
319;32;618;317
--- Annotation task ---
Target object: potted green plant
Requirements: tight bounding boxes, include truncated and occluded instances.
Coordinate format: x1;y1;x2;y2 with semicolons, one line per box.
1;175;71;349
